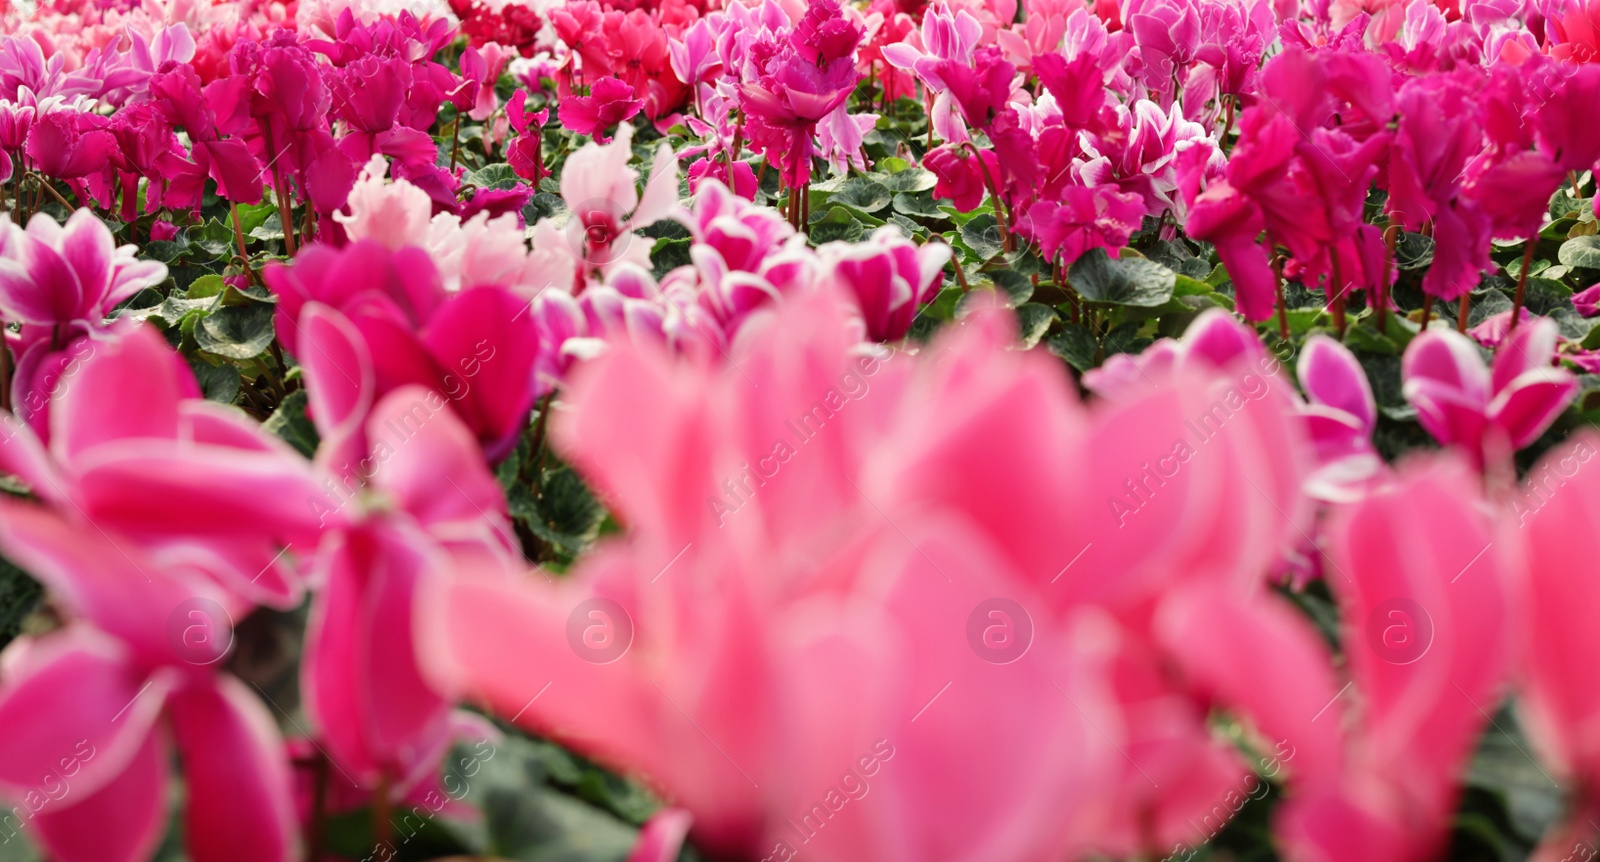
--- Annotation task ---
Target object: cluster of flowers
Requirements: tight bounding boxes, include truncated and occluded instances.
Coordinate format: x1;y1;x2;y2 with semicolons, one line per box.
3;0;1600;858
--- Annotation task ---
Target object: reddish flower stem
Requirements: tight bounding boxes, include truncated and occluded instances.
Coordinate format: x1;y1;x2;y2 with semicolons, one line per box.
1380;222;1399;334
1511;238;1536;332
962;143;1012;254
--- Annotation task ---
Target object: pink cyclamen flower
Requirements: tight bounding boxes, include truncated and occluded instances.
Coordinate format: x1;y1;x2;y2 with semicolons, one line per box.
924;143;997;211
1297;334;1384;499
557;76;643;143
558;123;679;276
294;302;523;790
0;209;166;327
0;325;328;862
263;241;543;462
1518;431;1600;853
1018;184;1145;266
1279;455;1515;862
1401;319;1577;466
818;226;950;342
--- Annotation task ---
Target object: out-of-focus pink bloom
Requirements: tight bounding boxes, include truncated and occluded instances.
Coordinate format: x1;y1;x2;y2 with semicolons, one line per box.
819;225;949;341
295;305;520;788
1574;283;1600;317
1518;431;1600;854
419;288;1329;861
881;3;984;143
0;624;297;862
687;154;758;200
1533;63;1600;173
557;77;644;142
1402;319;1577;465
1280;456;1515;862
1297;335;1384;498
668;19;722;91
0;324;328;605
459;43;512;122
628;809;693;862
1017;184;1145;266
332;156;436;251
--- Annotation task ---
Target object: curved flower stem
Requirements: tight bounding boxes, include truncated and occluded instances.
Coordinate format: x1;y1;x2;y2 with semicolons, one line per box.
1457;289;1472;333
451;114;463;172
0;314;10;413
1221;94;1236;153
1380;222;1399;334
309;750;328;862
1329;255;1348;339
1511;237;1536;332
950;245;969;292
1420;294;1434;329
1265;233;1288;340
961;143;1012;254
229;202;259;285
373;773;392;853
263;129;298;259
24;173;73;212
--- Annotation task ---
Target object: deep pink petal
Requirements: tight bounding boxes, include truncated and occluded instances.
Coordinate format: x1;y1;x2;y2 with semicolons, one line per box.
51;325;194;463
29;721;169;862
0;629;170;802
168;677;296;862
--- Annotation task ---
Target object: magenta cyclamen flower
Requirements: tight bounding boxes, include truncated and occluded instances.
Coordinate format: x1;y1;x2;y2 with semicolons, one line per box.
1401;319;1578;465
1018;184;1145;266
738;0;862;189
819;225;950;342
557;77;644;143
0;209;166;327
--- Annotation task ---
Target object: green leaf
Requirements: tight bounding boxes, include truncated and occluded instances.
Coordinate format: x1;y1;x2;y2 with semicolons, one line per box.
809;206;866;244
1047;325;1098;372
1015;303;1057;349
878;167;938;193
195;302;276;360
830;176;893;213
262;390;319;458
524;192;568;224
514;466;607;562
0;554;41;651
648;237;693;279
1068;249;1176;307
959;213;1004;260
1396;232;1435;271
466;162;520;190
1559;235;1600;269
988;269;1033;305
187;274;227;299
187;358;241;404
1142;240;1213;279
892;191;946;218
247;213;284;242
476;735;656;861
